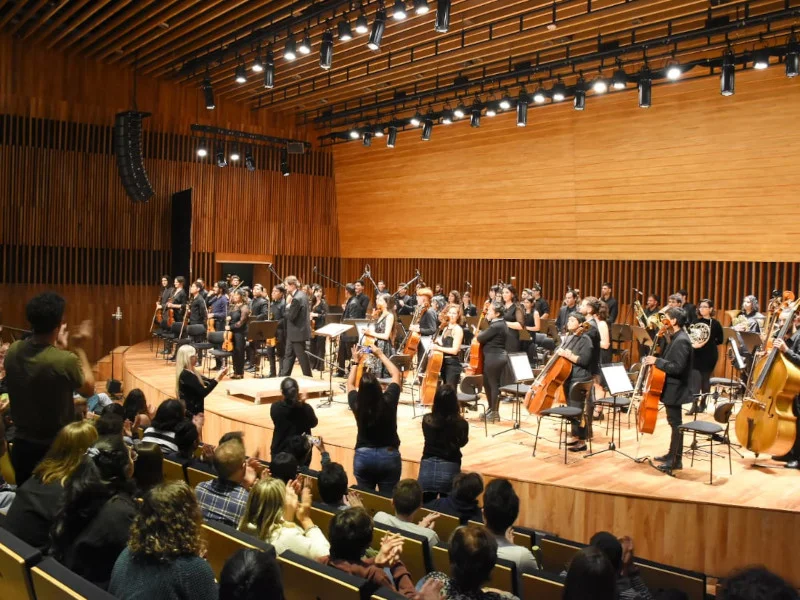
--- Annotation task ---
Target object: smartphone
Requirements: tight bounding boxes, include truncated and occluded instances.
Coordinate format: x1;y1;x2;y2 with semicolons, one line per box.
307;435;322;447
358;345;373;354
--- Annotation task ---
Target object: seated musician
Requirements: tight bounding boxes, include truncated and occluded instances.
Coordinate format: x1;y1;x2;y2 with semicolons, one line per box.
771;312;800;470
557;313;594;453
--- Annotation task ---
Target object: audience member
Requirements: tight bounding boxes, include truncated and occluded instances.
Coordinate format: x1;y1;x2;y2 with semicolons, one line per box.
109;480;217;600
270;451;299;483
320;507;416;597
374;479;440;546
165;418;215;474
425;472;484;525
141;399;186;454
239;477;330;560
563;547;617;600
4;293;95;484
719;566;798;600
219;547;284;600
589;532;654;600
419;385;469;502
95;411;125;437
317;462;352;512
122;388;152;431
482;479;539;582
4;421;97;550
176;345;228;417
346;346;403;493
51;435;138;589
270;377;318;463
0;417;15;509
132;442;163;496
195;439;253;527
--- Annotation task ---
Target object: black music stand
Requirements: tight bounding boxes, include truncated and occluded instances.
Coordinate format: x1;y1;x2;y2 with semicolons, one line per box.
313;322;355;407
611;323;633;367
585;363;640;463
540;319;560;346
249;321;279;379
493;352;537;438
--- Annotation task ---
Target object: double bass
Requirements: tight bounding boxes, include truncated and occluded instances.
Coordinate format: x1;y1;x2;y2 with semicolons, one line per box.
735;297;800;456
524;321;590;414
636;319;670;435
465;300;490;375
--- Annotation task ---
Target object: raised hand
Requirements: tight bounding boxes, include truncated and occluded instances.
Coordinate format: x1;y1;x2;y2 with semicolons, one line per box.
374;533;404;567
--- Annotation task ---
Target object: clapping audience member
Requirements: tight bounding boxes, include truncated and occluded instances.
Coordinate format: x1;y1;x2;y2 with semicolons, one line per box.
317;462;355;512
589;532;654;600
164;418;215;474
563;547;617;600
0;417;16;510
270;377;318;464
374;479;440;546
239;477;329;560
51;435;138;589
719;566;798;600
132;442;163;497
141;399;186;454
4;421;97;551
270;452;299;484
425;472;484;525
219;548;284;600
419;385;469;502
195;439;260;527
122;389;152;431
176;345;228;418
109;481;217;600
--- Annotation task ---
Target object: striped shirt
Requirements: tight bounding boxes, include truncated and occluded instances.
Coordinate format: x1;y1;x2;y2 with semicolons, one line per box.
141;428;179;454
195;478;249;528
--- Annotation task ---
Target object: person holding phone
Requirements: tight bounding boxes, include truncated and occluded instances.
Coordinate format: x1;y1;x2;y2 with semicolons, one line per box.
270;378;318;465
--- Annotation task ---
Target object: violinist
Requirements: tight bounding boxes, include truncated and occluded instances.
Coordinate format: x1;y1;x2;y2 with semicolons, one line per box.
476;301;508;423
501;285;525;352
430;304;464;385
161;276;187;331
195;279;208;300
462;291;477;318
187;283;207;331
228;274;242;298
408;288;438;361
250;284;269;321
772;312;800;469
643;307;692;473
521;297;541;365
555;289;579;333
309;285;328;371
207;282;229;333
687;299;724;415
557;313;594;452
363;294;396;377
395;283;414;316
266;285;286;378
156;275;173;322
228;289;250;379
531;284;550;320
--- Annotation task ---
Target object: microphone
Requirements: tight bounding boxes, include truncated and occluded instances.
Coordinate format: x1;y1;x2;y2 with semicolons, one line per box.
313;266;318;273
633;288;644;296
465;281;472;289
365;264;371;276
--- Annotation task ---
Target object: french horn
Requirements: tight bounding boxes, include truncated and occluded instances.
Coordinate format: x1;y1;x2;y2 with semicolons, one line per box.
687;322;711;347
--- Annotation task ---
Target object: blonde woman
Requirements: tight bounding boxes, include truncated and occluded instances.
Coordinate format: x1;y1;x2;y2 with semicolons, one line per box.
238;477;329;560
176;345;228;417
4;421;98;551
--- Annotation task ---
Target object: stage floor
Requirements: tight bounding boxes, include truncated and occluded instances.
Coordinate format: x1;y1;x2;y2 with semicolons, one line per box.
121;341;800;585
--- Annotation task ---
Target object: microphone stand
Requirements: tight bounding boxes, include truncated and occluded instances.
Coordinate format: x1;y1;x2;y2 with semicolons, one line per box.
313;267;344;306
267;263;284;283
363;265;380;297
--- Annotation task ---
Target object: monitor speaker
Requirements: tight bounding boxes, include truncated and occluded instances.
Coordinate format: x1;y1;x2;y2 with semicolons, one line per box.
113;111;155;203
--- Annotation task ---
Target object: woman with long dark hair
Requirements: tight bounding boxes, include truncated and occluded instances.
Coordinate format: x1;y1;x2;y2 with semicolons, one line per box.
122;389;151;430
430;304;465;386
476;301;508;423
688;298;724;414
309;285;329;371
521;297;541;366
51;435;138;589
501;285;525;353
270;377;318;462
141;399;186;454
418;385;469;502
228;289;251;379
364;293;396;376
563;547;617;600
346;345;403;492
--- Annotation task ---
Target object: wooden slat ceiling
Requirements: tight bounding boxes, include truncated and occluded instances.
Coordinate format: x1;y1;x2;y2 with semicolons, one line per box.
1;0;798;125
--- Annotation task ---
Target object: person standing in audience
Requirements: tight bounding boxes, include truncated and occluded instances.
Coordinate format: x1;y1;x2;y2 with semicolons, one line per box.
476;301;509;423
374;479;440;547
563;547;617;600
195;439;258;527
109;481;218;600
346;345;403;493
51;435;139;590
425;472;484;525
4;292;95;485
270;377;318;462
419;385;469;502
176;345;229;418
219;548;284;600
5;421;98;551
482;479;539;583
588;532;654;600
238;477;330;560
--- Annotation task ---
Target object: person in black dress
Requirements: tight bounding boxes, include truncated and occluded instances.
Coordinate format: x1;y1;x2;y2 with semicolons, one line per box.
309;285;329;371
476;301;508;423
176;345;228;417
363;293;395;377
430;304;464;386
461;291;477;317
270;377;319;464
228;289;250;379
644;307;692;472
521;297;541;366
408;288;438;363
266;285;286;377
155;275;173;329
501;285;525;353
558;313;594;452
281;276;313;377
687;298;724;415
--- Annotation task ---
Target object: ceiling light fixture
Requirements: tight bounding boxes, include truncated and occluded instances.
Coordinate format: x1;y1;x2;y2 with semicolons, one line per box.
367;9;386;50
435;0;451;33
320;31;334;70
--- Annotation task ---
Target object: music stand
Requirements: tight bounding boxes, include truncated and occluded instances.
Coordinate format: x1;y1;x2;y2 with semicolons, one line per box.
540;319;561;346
585;363;640;462
314;322;355;407
611;323;633;367
493;352;537;438
248;321;279;379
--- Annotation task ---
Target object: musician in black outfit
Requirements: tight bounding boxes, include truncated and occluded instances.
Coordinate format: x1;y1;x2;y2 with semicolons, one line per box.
531;284;550;319
266;285;286;378
228;289;250;379
772;312;800;469
161;276;187;333
558;313;594;452
644;307;693;472
156;275;173;326
337;284;363;377
476;301;508;423
195;279;208;300
309;285;329;371
281;276;313;377
409;288;438;363
501;285;525;353
430;304;464;385
600;282;618;325
687;299;724;415
555;290;579;333
244;284;269;372
353;280;371;315
677;289;697;325
462;291;478;317
395;284;415;316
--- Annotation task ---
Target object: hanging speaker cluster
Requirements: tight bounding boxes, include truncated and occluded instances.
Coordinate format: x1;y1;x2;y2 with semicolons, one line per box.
114;111;155;203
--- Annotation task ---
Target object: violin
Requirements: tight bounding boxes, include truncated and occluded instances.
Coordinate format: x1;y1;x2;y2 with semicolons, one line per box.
466;300;490;375
636;318;671;435
166;293;175;327
222;308;234;352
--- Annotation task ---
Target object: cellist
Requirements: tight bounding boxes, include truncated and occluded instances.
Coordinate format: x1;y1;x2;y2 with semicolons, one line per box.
643;307;692;473
770;311;800;469
557;313;594;453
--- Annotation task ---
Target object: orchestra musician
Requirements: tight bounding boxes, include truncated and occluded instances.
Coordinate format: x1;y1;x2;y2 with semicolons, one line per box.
531;284;550;320
337;283;368;377
430;303;465;385
364;294;396;378
280;276;312;377
643;307;693;473
488;285;501;304
395;283;414;316
309;285;328;371
353;280;370;315
207;282;229;332
228;274;242;297
687;299;724;415
375;280;387;299
557;313;594;452
501;285;525;352
156;275;173;323
408;288;438;362
600;282;618;325
160;276;188;356
228;289;250;379
555;289;579;333
771;311;800;469
677;289;697;325
733;295;764;334
462;291;477;317
447;290;462;309
266;285;287;378
195;279;208;300
520;297;541;366
578;297;602;407
476;301;509;423
245;284;269;373
644;294;660;320
432;284;446;305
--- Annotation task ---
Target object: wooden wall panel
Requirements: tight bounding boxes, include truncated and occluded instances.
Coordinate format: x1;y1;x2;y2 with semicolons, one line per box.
334;68;800;261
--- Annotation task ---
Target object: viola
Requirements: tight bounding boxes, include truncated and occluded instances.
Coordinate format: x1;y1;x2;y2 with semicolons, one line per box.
222;315;234;352
636;320;671;435
524;321;590;415
166;294;175;327
150;294;163;334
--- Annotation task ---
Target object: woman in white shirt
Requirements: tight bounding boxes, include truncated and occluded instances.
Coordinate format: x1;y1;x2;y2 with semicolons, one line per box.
238;477;329;560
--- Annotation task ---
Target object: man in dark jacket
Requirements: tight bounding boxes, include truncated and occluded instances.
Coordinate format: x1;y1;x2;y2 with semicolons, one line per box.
280;276;313;377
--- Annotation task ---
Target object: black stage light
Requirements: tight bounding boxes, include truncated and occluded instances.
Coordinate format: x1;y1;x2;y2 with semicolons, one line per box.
753;48;769;70
551;81;566;102
234;61;247;84
721;51;735;96
612;65;627;90
355;10;369;34
229;143;241;161
363;131;372;146
516;94;528;127
216;146;227;167
638;70;652;108
573;84;586;111
196;137;208;157
421;118;433;140
244;148;255;171
393;0;407;20
367;10;386;50
787;38;800;77
280;148;290;176
338;18;353;41
435;0;451;33
264;50;275;88
387;125;398;147
320;31;334;70
284;33;297;61
414;0;429;15
251;51;264;73
470;108;481;128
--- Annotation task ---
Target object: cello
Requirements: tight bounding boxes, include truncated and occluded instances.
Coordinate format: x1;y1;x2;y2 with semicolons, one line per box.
465;300;490;375
524;321;590;414
636;319;670;435
420;322;447;406
400;305;428;357
735;297;800;456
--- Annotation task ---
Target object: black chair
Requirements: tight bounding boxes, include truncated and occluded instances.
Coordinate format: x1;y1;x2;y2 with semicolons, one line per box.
709;377;746;403
678;401;735;484
532;382;593;464
207;331;233;373
594;395;634;446
457;375;487;436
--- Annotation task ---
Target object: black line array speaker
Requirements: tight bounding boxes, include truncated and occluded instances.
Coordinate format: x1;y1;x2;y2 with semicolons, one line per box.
171;189;192;281
113;111;155;203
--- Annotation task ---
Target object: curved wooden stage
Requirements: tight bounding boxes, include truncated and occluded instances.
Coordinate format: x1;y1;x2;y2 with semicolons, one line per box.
121;341;800;586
